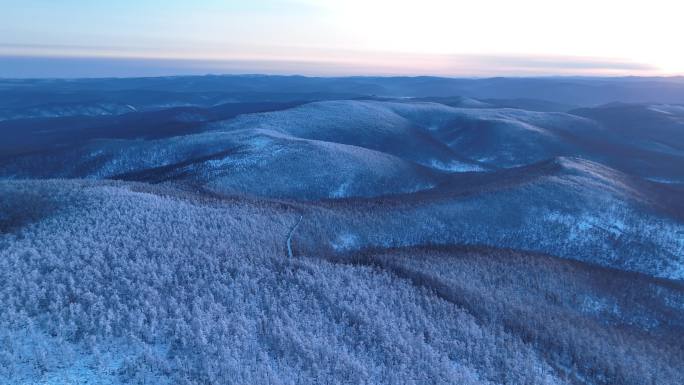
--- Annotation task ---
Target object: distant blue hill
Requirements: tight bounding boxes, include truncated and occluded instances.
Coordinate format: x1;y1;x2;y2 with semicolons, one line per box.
2;75;684;109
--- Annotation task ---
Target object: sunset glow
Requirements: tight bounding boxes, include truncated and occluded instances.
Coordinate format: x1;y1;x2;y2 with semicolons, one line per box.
1;0;683;77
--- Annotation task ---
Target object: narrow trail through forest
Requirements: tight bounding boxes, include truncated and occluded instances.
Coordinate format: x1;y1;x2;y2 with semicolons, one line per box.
287;215;303;258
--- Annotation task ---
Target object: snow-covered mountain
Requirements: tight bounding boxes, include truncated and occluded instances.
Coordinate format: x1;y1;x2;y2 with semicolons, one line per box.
1;76;683;385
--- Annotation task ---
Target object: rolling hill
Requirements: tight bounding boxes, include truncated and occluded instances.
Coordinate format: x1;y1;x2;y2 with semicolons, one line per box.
1;178;682;385
1;75;683;385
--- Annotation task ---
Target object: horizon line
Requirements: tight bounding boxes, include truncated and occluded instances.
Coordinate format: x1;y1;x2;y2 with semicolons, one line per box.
1;53;678;79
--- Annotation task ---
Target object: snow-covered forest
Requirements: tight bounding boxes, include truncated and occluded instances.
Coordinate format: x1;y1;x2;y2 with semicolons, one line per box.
1;76;683;384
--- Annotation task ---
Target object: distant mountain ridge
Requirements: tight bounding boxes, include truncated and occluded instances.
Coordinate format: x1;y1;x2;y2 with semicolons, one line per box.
2;75;684;110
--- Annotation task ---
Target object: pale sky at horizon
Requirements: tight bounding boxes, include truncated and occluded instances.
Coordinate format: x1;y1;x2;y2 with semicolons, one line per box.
1;0;683;77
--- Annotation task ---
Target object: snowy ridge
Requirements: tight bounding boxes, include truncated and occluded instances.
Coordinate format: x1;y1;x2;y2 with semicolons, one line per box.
1;79;684;385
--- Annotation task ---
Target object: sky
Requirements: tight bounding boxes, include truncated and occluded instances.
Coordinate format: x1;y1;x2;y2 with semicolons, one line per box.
1;0;683;77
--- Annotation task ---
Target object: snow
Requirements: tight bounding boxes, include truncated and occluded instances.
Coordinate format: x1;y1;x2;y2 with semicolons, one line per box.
330;181;351;198
332;233;360;251
648;104;684;115
1;91;684;384
429;159;483;172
